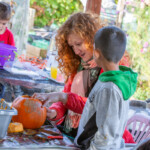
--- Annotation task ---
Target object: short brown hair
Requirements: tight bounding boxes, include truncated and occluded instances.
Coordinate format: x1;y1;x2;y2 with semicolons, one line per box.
0;2;11;20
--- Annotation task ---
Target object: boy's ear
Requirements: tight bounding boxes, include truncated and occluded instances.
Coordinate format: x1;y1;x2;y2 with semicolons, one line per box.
93;49;101;59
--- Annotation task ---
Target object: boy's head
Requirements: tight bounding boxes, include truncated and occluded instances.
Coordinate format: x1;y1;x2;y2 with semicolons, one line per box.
0;2;11;20
0;2;11;33
94;26;126;66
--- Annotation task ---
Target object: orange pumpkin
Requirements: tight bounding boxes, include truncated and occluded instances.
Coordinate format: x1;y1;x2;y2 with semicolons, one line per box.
12;95;46;129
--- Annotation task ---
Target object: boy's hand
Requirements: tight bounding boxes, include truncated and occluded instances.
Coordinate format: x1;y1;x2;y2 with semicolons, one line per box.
46;108;57;119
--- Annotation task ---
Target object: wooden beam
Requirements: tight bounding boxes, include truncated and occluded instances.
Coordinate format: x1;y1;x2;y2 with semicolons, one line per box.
116;0;126;27
85;0;102;15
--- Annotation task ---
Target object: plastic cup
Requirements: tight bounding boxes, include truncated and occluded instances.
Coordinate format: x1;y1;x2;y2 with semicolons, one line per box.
51;66;58;79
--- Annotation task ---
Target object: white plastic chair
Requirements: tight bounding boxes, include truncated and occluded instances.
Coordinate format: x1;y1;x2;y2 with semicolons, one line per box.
126;114;150;143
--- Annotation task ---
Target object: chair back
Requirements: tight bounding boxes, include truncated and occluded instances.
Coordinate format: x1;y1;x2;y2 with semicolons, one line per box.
126;114;150;143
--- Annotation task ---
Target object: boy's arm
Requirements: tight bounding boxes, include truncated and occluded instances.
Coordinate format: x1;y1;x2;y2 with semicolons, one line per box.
90;88;126;149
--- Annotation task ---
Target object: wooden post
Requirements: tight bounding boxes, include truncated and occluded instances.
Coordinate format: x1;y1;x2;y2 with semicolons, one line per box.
85;0;102;15
116;0;126;27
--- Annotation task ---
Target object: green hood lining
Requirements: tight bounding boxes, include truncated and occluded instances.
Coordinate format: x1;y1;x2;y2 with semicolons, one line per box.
99;66;138;100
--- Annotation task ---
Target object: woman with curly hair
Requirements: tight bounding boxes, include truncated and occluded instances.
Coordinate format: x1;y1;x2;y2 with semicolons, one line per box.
32;12;132;140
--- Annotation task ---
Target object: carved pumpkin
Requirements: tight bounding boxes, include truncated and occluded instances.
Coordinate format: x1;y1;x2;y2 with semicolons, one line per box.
12;95;46;129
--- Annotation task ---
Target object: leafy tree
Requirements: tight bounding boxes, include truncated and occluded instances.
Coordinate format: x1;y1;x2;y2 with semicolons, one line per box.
30;0;83;27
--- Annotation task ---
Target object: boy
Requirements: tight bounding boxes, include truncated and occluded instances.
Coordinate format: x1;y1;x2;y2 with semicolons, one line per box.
0;2;22;102
0;2;15;46
75;26;138;149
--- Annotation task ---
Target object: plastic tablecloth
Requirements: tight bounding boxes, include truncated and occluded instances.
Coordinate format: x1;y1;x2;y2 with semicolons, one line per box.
0;125;79;150
0;69;64;91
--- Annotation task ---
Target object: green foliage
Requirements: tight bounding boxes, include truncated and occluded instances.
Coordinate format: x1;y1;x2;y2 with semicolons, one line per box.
114;0;118;4
126;3;150;100
30;0;83;27
14;51;18;58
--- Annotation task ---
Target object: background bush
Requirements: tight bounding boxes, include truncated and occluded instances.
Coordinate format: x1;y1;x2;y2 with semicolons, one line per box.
125;1;150;100
30;0;83;27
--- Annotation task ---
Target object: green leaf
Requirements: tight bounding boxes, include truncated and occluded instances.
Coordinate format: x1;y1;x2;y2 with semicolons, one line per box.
31;0;83;27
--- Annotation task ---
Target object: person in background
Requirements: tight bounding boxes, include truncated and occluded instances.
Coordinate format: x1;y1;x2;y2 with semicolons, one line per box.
0;2;15;45
32;12;134;143
0;2;22;102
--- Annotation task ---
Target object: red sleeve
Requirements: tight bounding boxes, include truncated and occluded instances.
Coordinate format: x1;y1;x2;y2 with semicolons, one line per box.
8;31;15;46
63;77;72;93
49;102;67;122
123;128;135;143
49;76;73;122
49;74;88;123
63;74;87;114
65;92;87;114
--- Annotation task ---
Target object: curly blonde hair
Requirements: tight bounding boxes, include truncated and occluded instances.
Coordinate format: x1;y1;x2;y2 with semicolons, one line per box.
55;12;104;80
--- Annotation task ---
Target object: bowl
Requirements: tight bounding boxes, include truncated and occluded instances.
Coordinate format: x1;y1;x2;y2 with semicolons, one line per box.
0;99;17;139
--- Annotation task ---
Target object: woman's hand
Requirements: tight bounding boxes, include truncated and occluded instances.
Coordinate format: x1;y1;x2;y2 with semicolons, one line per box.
32;93;50;103
81;59;97;69
88;59;97;68
32;92;68;107
46;108;57;119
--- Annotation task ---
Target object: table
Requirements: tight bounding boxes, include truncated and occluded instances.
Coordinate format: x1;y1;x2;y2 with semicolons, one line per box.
0;125;78;150
0;69;64;101
0;69;64;89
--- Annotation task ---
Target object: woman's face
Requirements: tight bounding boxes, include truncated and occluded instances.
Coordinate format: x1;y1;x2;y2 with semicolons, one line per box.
67;33;93;62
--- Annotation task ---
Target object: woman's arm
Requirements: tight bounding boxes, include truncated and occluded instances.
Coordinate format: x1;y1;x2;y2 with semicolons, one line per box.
65;92;87;114
49;92;87;121
47;75;87;117
44;92;87;116
49;75;73;120
32;76;87;122
49;101;67;122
